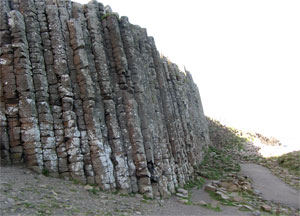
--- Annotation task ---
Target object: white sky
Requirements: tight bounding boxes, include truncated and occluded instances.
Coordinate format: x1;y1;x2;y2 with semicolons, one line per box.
74;0;300;147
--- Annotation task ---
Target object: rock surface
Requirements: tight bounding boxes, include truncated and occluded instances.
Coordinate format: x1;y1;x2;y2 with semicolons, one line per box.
0;0;210;197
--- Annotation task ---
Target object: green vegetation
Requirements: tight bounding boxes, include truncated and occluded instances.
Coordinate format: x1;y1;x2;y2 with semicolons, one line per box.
183;177;205;190
71;179;81;185
23;202;34;208
101;12;119;20
112;190;119;195
143;195;153;200
196;146;240;180
42;168;49;177
101;13;110;20
88;187;98;195
273;151;300;176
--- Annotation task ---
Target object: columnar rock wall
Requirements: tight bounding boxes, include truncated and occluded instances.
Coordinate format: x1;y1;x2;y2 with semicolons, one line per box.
0;0;210;198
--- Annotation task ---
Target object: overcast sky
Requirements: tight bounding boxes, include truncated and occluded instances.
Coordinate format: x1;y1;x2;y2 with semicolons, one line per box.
74;0;300;148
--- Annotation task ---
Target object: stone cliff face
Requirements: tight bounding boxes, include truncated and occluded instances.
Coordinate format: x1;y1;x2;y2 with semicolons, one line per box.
0;0;210;198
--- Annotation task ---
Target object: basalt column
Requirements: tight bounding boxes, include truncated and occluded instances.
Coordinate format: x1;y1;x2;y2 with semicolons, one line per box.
0;0;12;165
0;0;210;197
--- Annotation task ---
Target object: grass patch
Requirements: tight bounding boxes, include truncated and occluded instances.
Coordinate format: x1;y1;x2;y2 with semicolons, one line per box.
88;188;98;195
101;13;119;20
143;195;153;200
23;202;34;208
112;190;119;195
183;177;205;190
185;192;193;205
120;193;129;197
272;151;300;176
196;146;240;180
101;13;110;19
71;179;81;185
42;168;49;177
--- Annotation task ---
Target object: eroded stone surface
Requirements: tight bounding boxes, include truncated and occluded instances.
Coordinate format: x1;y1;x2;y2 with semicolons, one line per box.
0;0;210;196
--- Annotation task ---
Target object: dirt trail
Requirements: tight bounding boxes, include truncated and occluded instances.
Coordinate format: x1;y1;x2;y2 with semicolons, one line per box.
240;163;300;209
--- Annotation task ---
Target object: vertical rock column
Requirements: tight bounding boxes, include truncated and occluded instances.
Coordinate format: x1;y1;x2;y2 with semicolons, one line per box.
185;70;210;163
20;0;58;175
45;4;85;182
137;28;172;197
167;63;195;173
72;2;115;187
149;37;179;191
68;18;116;189
0;94;10;165
153;55;187;186
8;10;43;170
35;0;68;176
120;22;155;170
84;3;133;192
57;0;89;183
103;14;152;197
174;65;196;166
0;0;12;165
67;8;95;186
119;18;173;197
141;32;177;197
165;59;192;183
86;4;139;192
148;37;178;195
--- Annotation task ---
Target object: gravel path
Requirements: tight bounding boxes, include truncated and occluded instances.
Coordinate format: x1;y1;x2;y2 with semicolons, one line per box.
240;163;300;209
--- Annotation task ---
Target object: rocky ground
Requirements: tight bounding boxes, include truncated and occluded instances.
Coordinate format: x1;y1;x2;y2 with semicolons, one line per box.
1;139;299;216
0;165;162;216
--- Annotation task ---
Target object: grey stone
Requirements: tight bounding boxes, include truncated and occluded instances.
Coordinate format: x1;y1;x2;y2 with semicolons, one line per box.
1;0;210;197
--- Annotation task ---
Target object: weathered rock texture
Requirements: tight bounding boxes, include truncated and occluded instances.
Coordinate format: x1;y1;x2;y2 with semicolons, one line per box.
0;0;210;198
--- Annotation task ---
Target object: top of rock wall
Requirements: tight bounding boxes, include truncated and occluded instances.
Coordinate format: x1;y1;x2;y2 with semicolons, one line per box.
0;0;210;198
